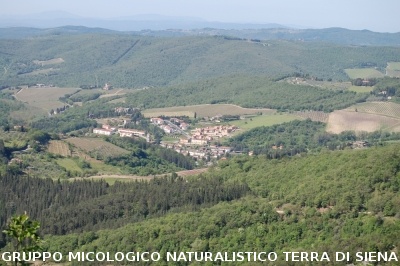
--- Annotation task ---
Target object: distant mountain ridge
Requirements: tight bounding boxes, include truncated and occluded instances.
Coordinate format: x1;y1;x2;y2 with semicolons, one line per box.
0;25;399;46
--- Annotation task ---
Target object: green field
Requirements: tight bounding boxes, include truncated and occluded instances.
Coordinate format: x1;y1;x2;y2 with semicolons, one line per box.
344;68;384;79
56;158;83;173
230;113;298;130
348;86;374;93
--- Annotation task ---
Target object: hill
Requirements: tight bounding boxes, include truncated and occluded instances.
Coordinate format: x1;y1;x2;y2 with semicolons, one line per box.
1;33;400;88
1;26;400;46
38;144;400;265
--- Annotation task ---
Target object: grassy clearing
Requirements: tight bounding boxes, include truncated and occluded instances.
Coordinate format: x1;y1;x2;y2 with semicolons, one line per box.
143;104;274;118
348;86;374;93
231;113;297;130
56;158;83;173
345;68;384;79
89;160;124;175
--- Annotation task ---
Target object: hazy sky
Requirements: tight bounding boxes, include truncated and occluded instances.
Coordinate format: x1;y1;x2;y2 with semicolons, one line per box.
1;0;399;32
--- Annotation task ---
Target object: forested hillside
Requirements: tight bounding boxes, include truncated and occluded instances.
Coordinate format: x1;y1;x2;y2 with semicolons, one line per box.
124;75;368;111
1;34;400;87
37;144;400;265
227;119;400;157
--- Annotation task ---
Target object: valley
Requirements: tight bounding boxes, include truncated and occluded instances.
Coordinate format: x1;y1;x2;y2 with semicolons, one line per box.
0;25;400;265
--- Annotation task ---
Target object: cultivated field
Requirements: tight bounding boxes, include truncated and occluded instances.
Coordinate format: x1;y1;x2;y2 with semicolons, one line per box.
294;111;329;123
14;87;79;110
143;104;275;118
65;137;130;158
47;140;72;157
326;110;400;133
344;68;384;79
346;102;400;118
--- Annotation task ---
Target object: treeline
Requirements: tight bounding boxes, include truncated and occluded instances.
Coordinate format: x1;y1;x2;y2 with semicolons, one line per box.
41;144;400;265
104;136;195;175
227;119;400;158
0;173;249;242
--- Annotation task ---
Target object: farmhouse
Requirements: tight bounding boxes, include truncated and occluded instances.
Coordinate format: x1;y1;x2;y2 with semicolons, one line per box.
93;128;114;136
118;128;146;138
151;117;164;125
93;124;116;136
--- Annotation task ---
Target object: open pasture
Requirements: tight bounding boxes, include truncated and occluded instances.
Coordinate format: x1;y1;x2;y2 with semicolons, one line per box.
143;104;275;118
326;110;400;133
344;68;384;79
65;137;130;158
14;87;79;110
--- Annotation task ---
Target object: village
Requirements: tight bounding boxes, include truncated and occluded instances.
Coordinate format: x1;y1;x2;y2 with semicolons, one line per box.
91;108;240;162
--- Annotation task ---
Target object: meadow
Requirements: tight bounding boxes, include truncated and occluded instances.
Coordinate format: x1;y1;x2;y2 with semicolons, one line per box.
348;85;374;93
344;68;384;79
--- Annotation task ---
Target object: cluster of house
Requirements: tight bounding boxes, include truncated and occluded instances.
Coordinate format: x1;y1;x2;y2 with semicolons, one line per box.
160;142;232;160
93;124;149;141
180;125;238;145
150;117;189;134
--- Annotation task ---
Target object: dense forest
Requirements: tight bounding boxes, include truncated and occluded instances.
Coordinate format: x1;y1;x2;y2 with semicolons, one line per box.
0;173;249;240
124;75;368;112
1;34;400;88
1;143;395;265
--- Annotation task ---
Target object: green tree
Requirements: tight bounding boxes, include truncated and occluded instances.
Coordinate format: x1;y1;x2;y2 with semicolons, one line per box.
3;213;43;266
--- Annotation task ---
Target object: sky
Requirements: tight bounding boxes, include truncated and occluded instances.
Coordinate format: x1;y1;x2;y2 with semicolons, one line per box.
1;0;399;32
